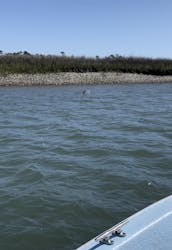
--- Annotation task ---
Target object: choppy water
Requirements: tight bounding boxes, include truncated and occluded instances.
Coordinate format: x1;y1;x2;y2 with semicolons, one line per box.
0;83;172;250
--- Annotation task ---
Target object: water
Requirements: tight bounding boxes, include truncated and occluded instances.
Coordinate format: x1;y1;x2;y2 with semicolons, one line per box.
0;83;172;250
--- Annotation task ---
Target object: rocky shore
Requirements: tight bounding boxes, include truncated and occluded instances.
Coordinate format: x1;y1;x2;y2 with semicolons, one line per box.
0;72;172;86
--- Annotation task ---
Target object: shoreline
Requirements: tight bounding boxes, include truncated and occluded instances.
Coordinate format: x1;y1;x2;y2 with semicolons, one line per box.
1;72;172;86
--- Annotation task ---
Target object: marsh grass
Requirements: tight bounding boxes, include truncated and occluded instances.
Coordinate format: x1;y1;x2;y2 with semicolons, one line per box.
1;53;172;75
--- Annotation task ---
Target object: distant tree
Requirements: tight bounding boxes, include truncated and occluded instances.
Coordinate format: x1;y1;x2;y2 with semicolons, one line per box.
109;54;115;59
115;54;122;58
23;51;31;55
16;51;23;55
0;50;3;55
60;51;65;56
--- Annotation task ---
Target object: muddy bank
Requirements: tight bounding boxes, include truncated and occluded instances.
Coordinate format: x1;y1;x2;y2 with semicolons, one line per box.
0;72;172;86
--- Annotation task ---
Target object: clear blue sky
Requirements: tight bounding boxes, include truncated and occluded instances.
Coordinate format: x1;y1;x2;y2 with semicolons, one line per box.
1;0;172;58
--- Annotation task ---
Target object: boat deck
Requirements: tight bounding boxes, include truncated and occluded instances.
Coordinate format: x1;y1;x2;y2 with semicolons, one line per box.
76;195;172;250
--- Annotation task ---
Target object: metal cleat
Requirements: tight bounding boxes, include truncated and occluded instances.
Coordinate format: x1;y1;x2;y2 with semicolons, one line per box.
95;219;128;245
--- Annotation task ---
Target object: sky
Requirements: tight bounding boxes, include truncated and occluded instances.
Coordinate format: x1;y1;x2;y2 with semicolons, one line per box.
1;0;172;58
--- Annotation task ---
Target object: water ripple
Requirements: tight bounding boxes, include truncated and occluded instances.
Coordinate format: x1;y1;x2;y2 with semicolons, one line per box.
0;84;172;249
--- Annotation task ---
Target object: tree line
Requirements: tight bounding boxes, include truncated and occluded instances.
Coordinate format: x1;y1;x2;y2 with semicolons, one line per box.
0;52;172;75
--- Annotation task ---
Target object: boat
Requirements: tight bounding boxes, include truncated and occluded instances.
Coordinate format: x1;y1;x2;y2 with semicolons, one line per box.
76;195;172;249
